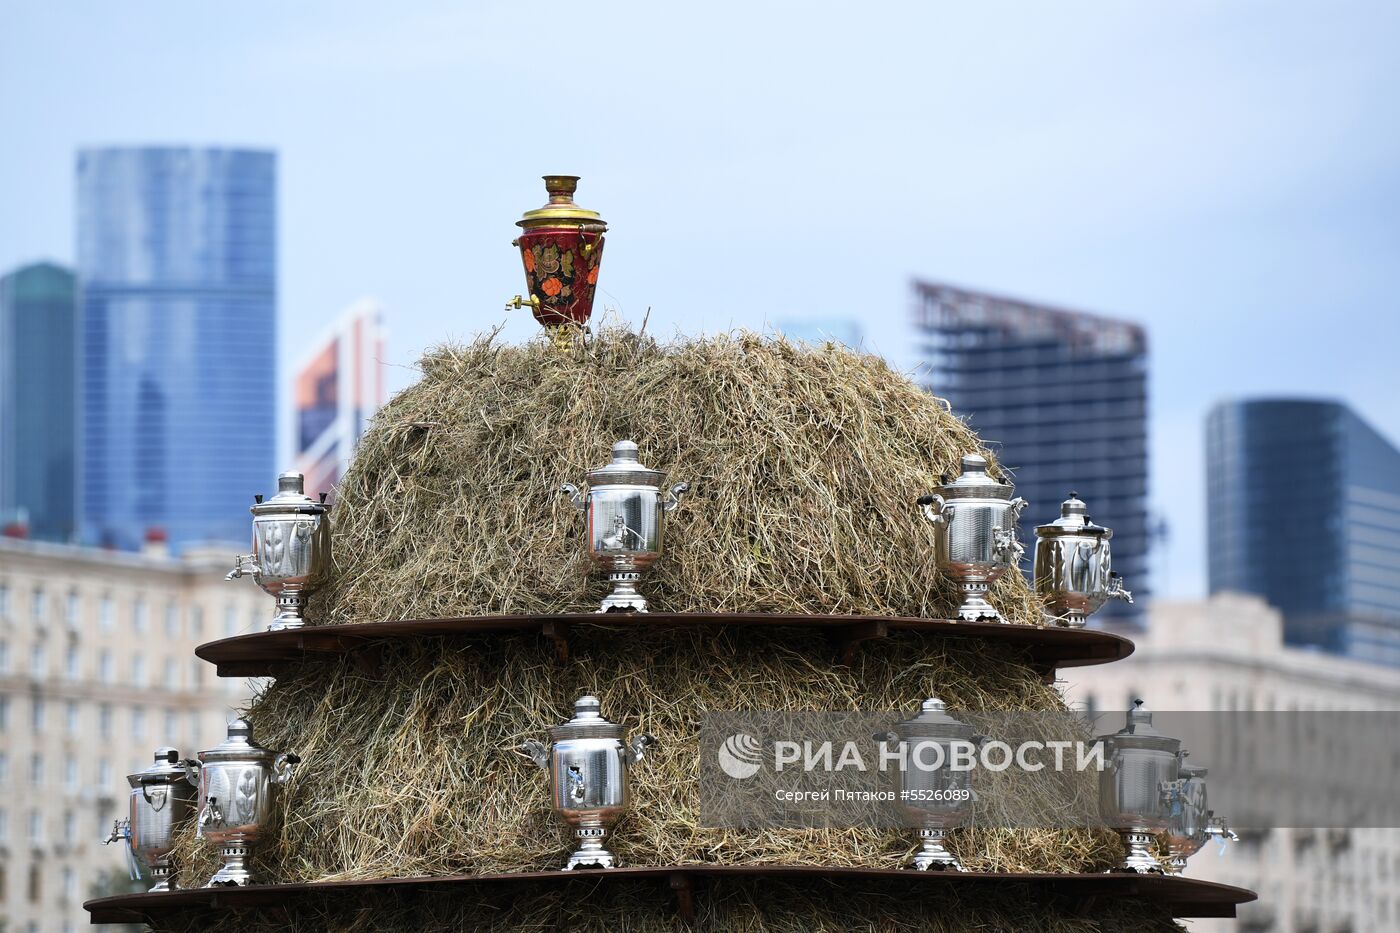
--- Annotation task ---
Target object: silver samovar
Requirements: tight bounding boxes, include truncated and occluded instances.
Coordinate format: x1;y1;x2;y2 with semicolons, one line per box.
227;471;331;631
918;454;1027;622
1162;761;1238;874
874;698;982;871
1032;492;1133;627
1096;700;1183;873
561;440;688;612
519;695;656;869
103;747;200;891
187;720;300;886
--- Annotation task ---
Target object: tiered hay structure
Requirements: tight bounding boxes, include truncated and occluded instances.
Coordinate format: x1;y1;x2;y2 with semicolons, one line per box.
163;329;1183;931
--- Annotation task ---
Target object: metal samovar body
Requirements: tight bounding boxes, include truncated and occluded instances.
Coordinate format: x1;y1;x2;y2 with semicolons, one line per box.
562;440;688;612
918;454;1027;622
1033;492;1133;627
187;720;299;886
1097;701;1183;873
875;698;982;871
104;747;199;891
520;695;656;870
227;471;331;631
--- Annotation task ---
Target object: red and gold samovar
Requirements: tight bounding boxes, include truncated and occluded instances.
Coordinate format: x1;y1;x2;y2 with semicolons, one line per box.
508;175;607;331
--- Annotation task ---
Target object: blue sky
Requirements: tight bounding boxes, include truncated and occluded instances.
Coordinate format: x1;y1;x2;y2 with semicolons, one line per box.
3;1;1398;597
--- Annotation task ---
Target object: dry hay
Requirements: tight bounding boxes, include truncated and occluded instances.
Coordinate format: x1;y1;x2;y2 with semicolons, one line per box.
313;327;1040;623
149;875;1184;932
171;628;1118;885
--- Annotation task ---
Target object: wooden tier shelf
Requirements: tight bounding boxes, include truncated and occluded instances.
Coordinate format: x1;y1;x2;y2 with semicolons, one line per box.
195;613;1132;680
85;866;1256;925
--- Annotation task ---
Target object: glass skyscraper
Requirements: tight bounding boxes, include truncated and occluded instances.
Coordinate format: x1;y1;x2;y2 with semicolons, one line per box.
1206;399;1400;665
913;280;1150;625
0;262;77;541
76;147;276;551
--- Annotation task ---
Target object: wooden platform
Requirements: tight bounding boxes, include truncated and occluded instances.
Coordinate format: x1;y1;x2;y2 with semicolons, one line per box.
84;865;1256;925
195;612;1133;680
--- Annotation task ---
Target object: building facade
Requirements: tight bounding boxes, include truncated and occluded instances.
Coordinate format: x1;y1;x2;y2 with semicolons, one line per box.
1206;399;1400;664
76;147;277;552
0;536;257;933
293;298;386;499
0;263;77;542
1064;594;1400;933
912;281;1150;624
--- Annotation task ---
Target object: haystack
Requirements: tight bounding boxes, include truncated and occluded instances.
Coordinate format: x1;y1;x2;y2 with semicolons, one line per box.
163;328;1178;932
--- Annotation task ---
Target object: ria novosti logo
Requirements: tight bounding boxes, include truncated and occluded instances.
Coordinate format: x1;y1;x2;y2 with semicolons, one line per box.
717;733;764;779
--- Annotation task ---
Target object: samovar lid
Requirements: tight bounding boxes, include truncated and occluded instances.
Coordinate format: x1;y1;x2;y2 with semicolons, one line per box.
250;471;326;517
1098;700;1181;754
126;746;187;787
548;695;623;741
200;719;275;764
586;440;666;489
937;454;1015;500
1035;492;1113;539
516;175;608;232
892;697;979;740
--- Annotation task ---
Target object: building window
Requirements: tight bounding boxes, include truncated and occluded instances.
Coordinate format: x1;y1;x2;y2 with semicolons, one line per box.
31;585;45;624
0;807;7;840
97;758;111;787
29;643;45;677
165;601;179;637
132;707;146;740
164;657;179;690
98;649;113;684
0;639;8;673
188;711;201;743
99;595;115;632
66;590;81;628
190;658;204;687
64;758;77;789
224;604;238;638
0;582;10;618
133;597;148;633
0;752;8;781
189;605;204;638
62;866;74;900
29;753;42;785
0;696;7;730
99;703;112;737
65;700;78;733
28;809;42;843
27;862;40;902
65;644;79;679
30;697;44;731
131;653;146;687
164;709;178;740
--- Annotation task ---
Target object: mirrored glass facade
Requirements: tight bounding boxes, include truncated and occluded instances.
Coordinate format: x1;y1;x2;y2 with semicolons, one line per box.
913;281;1150;625
1207;399;1400;665
0;262;77;541
76;147;276;551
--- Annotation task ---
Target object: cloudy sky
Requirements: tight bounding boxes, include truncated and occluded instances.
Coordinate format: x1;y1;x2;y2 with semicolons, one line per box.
3;1;1397;597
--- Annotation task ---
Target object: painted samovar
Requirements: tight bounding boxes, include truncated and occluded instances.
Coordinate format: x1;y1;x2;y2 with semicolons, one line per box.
508;175;607;331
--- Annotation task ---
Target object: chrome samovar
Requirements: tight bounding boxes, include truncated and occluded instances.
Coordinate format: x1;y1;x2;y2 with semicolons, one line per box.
121;747;199;890
918;454;1027;622
561;440;688;612
1163;760;1238;874
874;698;982;871
227;471;331;631
519;695;656;869
1033;492;1133;627
187;720;300;886
1097;700;1183;873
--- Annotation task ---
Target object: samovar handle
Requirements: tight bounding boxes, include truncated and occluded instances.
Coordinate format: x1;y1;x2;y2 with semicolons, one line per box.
663;482;689;513
1008;496;1028;523
272;752;301;785
559;483;586;513
917;494;948;525
626;733;657;765
182;758;202;787
871;731;901;745
518;739;550;770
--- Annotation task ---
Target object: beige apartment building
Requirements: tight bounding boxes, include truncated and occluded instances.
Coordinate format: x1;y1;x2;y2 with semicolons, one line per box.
1063;594;1400;933
0;536;259;933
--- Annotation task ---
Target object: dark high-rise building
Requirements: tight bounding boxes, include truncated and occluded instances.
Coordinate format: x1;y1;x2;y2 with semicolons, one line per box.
76;147;276;551
913;280;1150;625
0;262;77;541
1206;399;1400;665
